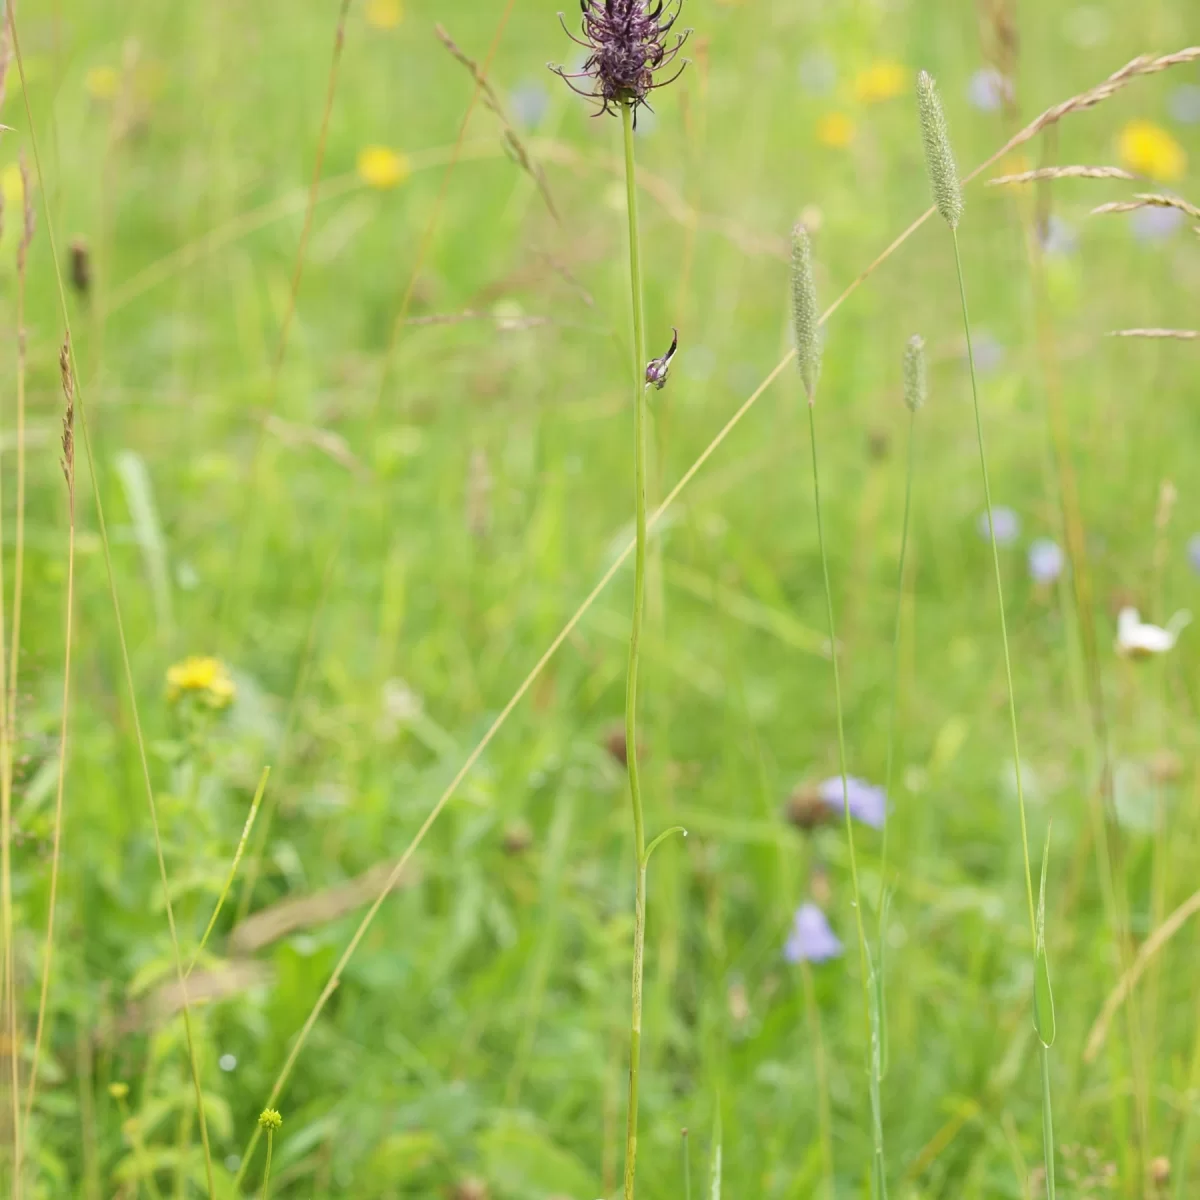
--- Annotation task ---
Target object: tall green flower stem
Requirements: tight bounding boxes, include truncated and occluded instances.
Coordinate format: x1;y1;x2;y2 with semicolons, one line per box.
915;67;1055;1197
951;229;1054;1197
620;98;651;1200
792;223;884;1196
877;407;916;905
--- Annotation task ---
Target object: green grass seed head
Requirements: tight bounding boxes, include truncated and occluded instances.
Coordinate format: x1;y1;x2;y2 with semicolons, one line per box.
916;71;963;229
903;334;927;412
790;222;821;402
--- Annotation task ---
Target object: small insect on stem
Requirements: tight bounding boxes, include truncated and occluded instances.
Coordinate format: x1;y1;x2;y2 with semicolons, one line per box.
645;327;679;389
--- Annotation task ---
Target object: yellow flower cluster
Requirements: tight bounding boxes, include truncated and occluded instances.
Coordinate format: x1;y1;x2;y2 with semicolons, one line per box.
1117;120;1187;181
357;145;410;190
166;657;236;709
816;59;907;150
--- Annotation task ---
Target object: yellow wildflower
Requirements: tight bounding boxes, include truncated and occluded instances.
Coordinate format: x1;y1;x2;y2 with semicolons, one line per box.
854;61;907;104
1;164;22;218
816;112;855;149
85;66;120;101
357;145;410;190
166;656;236;708
365;0;403;28
1117;120;1186;181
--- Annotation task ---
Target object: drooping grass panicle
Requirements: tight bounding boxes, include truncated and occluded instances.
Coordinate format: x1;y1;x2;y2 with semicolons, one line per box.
790;222;821;402
902;334;927;413
916;71;963;229
1091;193;1200;221
987;164;1135;186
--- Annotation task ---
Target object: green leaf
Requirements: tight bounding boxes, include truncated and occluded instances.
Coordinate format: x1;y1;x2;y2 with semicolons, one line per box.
1033;823;1056;1047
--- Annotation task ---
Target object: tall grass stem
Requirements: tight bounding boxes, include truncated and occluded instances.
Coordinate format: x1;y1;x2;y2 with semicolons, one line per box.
951;228;1051;1197
878;408;915;905
620;98;650;1200
9;16;216;1196
806;400;884;1194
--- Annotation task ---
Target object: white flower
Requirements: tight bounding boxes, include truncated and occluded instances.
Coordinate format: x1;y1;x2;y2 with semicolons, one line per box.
1115;606;1191;658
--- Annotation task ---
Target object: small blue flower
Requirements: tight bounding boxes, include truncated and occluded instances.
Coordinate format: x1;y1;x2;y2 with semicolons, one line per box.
1188;534;1200;575
977;506;1020;545
817;776;886;828
1131;205;1185;243
1039;214;1078;258
970;330;1006;376
1168;84;1200;126
966;67;1012;113
798;51;837;96
509;81;550;130
1028;538;1065;583
784;903;843;964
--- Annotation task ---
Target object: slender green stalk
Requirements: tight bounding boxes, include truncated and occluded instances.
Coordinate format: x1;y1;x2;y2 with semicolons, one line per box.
806;401;882;1193
877;410;915;905
187;767;270;977
9;17;216;1197
260;1129;275;1200
950;229;1052;1197
619;98;650;1200
23;342;77;1136
799;959;834;1200
682;1128;691;1200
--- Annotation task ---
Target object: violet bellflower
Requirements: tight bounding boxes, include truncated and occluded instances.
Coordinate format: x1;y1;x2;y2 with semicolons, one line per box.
550;0;689;124
784;903;843;964
816;776;887;829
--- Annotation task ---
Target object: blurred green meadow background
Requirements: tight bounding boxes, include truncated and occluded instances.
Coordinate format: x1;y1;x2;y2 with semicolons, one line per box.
4;0;1200;1194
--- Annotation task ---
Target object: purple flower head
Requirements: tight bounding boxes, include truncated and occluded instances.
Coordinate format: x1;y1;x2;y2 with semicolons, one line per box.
550;0;689;125
1188;533;1200;575
816;776;887;828
1131;205;1185;243
977;506;1020;545
970;330;1006;376
1028;538;1065;584
966;67;1013;113
784;903;843;964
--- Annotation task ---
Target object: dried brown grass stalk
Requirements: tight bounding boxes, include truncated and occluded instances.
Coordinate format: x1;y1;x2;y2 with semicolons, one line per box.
1091;193;1200;221
23;337;75;1138
436;23;559;222
1106;328;1199;340
987;165;1135;186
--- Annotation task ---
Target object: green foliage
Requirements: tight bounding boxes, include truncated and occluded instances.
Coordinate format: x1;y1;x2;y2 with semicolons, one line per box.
3;0;1199;1196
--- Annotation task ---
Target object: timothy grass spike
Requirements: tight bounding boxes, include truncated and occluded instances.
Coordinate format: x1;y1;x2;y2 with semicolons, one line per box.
902;334;927;412
916;71;963;229
790;222;821;402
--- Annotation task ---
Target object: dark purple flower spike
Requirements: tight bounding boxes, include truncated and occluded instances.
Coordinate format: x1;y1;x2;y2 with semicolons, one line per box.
550;0;689;125
645;326;678;389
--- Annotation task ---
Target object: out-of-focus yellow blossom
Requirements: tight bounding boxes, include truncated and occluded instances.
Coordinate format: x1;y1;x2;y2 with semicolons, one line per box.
366;0;403;28
854;61;906;104
166;656;236;708
357;145;410;190
1;164;22;217
816;112;855;148
85;66;120;101
1117;120;1186;181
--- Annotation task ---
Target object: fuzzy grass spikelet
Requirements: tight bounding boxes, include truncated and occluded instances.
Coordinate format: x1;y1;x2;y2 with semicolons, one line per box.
790;223;821;402
916;71;963;229
902;335;927;412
